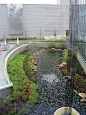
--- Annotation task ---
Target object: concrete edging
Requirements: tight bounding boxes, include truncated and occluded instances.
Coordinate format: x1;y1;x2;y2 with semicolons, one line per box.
0;44;29;94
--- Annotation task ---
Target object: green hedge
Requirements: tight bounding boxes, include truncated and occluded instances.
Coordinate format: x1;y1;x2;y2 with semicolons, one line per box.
38;39;67;42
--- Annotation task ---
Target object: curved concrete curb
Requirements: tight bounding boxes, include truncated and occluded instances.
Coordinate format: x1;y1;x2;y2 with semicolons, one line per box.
0;44;29;94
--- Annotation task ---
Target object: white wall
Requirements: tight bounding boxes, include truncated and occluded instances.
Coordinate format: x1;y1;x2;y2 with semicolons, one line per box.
0;4;70;38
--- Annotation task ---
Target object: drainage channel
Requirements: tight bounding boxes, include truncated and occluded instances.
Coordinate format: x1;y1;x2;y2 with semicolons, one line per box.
30;49;86;115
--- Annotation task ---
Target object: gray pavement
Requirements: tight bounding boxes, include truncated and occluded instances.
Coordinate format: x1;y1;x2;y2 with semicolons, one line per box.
0;44;13;87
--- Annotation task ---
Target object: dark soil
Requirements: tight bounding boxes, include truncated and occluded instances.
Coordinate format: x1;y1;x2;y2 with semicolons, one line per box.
20;48;31;55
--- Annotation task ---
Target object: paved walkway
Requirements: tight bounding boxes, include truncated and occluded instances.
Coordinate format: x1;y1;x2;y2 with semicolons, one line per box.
0;44;13;87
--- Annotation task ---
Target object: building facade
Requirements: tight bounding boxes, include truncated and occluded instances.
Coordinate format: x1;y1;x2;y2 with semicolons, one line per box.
70;0;86;72
0;3;70;39
57;0;70;5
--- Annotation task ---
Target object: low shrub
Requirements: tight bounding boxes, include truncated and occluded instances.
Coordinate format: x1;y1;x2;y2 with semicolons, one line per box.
59;43;66;49
38;39;67;42
7;54;38;103
48;42;56;48
17;106;30;115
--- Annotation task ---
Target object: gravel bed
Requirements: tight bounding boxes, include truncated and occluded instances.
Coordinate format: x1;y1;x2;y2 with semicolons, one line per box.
30;49;86;115
30;104;60;115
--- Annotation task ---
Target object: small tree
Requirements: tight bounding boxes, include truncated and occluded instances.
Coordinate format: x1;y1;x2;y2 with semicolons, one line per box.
53;31;56;41
24;29;27;39
38;28;44;40
39;28;42;39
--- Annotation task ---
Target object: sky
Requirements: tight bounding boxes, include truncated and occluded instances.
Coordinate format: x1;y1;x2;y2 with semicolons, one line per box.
0;0;57;4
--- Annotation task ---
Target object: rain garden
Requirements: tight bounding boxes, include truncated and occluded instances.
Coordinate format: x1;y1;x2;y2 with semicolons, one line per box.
0;42;86;115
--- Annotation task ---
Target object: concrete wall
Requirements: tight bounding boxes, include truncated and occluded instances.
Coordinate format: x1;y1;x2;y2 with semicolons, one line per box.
0;4;9;39
7;44;29;63
57;0;70;5
23;4;70;38
0;4;70;39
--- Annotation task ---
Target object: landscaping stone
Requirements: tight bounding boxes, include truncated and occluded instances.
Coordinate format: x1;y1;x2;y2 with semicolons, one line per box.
34;62;38;65
60;57;64;59
79;93;86;99
81;98;86;102
33;66;37;70
52;48;55;50
64;76;69;79
32;49;86;115
62;62;67;65
64;76;71;80
34;70;37;72
57;63;64;68
37;53;39;56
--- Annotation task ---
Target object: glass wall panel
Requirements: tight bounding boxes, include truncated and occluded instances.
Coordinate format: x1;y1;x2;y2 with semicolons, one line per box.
70;0;86;61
